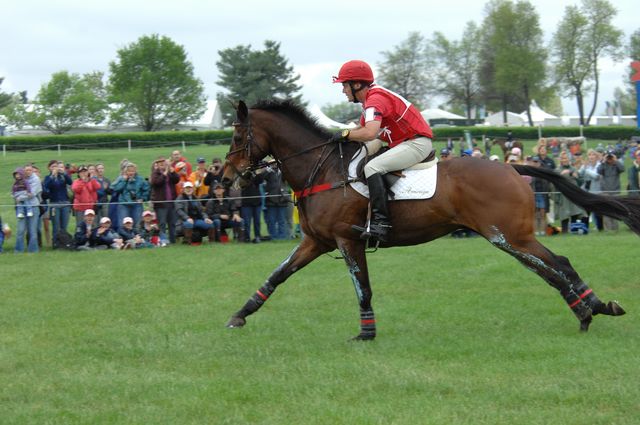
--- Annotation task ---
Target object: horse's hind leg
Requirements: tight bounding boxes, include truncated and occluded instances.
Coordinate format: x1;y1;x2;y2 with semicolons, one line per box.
226;237;328;328
487;228;625;331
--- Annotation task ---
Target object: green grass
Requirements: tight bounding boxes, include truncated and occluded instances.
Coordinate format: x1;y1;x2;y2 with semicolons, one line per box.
1;233;639;424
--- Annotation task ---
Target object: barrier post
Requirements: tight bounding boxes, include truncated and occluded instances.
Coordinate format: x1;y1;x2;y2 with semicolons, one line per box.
538;125;542;139
58;144;61;156
128;139;132;152
182;141;186;152
2;144;5;158
579;125;583;138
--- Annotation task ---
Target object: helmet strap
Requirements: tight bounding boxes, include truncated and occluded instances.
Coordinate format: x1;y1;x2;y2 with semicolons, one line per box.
348;82;365;104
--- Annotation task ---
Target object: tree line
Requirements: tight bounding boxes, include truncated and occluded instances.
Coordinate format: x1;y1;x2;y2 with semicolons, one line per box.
0;0;638;134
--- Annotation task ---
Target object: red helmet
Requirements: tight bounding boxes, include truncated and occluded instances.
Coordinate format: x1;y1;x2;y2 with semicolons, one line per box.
332;60;374;84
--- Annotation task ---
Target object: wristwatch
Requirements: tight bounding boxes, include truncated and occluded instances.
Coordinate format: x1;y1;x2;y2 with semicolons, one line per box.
341;129;350;139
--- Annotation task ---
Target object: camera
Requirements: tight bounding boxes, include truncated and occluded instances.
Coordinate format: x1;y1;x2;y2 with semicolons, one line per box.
129;190;137;201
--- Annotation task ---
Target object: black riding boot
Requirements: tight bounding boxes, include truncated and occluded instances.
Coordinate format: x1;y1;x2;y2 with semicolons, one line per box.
361;173;391;242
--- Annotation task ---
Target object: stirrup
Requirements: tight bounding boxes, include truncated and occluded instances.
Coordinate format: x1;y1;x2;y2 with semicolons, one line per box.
352;221;390;242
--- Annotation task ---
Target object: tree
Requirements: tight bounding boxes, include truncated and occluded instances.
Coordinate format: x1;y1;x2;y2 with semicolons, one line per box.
432;22;481;124
19;71;107;134
615;28;640;115
376;32;435;109
216;40;303;124
479;0;549;126
582;0;624;124
321;102;361;124
109;34;206;131
551;0;623;125
0;78;12;109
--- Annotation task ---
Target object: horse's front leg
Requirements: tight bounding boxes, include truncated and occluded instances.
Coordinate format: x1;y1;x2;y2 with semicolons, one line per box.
337;239;375;341
226;237;328;328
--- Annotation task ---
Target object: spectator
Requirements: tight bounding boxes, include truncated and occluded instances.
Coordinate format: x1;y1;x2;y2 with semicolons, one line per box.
32;164;49;247
94;163;111;222
74;209;97;250
71;165;101;226
627;149;640;198
489;154;501;162
170;150;192;175
111;162;149;229
439;148;452;161
205;182;244;242
94;217;125;249
14;164;42;253
203;157;225;194
0;216;10;253
597;149;625;231
263;165;291;240
117;216;149;248
507;147;522;164
12;167;34;219
140;210;161;246
537;145;556;170
189;157;210;199
578;149;604;231
174;161;190;196
44;160;73;248
240;171;265;243
554;152;585;233
529;156;550;236
175;181;214;244
150;157;179;244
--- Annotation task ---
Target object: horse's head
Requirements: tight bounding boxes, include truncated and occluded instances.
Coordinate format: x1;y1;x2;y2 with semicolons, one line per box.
222;100;270;188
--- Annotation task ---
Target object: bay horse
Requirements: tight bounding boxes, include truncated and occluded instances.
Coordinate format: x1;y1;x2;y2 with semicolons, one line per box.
223;99;634;340
493;138;524;161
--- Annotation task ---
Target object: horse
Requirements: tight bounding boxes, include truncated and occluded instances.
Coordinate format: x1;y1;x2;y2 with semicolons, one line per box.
222;99;635;340
492;138;524;161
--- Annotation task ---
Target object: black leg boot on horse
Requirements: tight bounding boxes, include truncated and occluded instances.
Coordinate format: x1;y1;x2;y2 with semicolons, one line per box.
357;173;391;242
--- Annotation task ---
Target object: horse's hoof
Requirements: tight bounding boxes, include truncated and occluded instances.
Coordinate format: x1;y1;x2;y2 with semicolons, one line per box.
226;316;246;328
579;316;592;332
607;301;626;316
350;333;375;341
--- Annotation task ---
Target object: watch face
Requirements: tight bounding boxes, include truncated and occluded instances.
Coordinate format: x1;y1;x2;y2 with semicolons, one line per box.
342;129;350;137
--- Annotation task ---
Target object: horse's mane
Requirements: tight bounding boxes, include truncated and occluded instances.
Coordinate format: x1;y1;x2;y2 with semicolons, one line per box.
250;99;333;139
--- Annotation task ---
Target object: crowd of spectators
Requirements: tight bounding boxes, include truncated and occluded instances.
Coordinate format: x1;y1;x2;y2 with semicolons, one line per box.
2;149;295;254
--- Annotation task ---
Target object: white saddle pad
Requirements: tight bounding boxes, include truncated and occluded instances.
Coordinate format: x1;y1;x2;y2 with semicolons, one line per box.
348;147;438;200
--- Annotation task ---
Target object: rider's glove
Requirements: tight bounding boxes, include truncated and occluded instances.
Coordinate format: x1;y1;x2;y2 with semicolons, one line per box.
330;129;350;144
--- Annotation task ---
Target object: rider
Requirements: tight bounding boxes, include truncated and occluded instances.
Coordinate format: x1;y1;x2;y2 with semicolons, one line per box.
331;60;433;242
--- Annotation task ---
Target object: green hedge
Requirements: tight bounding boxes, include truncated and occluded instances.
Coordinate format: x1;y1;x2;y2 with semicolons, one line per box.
431;126;640;140
0;130;234;150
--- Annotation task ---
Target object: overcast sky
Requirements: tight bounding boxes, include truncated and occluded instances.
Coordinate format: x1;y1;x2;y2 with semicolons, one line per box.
2;0;638;116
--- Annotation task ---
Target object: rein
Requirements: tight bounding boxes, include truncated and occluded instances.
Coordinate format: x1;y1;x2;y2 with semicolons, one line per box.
227;118;356;199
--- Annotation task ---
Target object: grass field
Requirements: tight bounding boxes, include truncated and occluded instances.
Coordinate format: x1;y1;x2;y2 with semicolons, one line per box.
1;232;639;424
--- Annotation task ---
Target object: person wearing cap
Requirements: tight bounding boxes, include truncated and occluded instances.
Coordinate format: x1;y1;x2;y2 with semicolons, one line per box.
597;149;624;231
140;210;161;246
44;160;73;248
170;150;192;176
440;148;452;161
93;216;124;249
71;165;101;228
188;157;211;199
205;182;244;242
175;181;214;244
117;217;148;248
150;157;179;244
74;209;97;249
331;60;434;242
111;162;150;230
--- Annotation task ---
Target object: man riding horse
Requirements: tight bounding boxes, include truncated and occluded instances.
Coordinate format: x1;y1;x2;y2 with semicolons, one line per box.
330;60;434;242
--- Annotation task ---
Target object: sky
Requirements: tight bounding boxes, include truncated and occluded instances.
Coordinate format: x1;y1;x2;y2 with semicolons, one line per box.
1;0;638;116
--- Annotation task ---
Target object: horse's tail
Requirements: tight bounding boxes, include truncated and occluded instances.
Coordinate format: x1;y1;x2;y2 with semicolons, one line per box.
513;164;640;236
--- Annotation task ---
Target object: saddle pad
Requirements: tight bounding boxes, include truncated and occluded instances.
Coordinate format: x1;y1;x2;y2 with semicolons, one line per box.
348;147;438;200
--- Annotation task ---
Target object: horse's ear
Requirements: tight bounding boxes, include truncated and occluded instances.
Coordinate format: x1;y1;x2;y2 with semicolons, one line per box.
237;100;249;124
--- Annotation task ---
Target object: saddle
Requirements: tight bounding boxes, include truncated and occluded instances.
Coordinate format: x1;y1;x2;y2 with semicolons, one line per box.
355;147;436;198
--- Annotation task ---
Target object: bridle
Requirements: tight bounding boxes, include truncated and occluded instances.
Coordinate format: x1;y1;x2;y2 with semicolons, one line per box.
225;117;343;186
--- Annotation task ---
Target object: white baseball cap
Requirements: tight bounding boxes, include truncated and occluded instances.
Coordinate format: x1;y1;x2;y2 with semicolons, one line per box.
122;217;134;224
84;209;96;216
100;217;111;224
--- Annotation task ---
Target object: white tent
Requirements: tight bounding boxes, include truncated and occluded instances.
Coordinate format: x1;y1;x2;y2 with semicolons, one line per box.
186;100;223;129
520;100;557;126
421;108;465;122
308;104;356;129
484;111;525;127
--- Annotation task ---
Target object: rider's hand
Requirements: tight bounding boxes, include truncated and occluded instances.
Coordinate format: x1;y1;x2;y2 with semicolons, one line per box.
330;129;350;144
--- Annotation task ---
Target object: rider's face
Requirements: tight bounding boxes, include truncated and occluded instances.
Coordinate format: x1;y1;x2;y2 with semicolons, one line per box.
341;82;358;102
